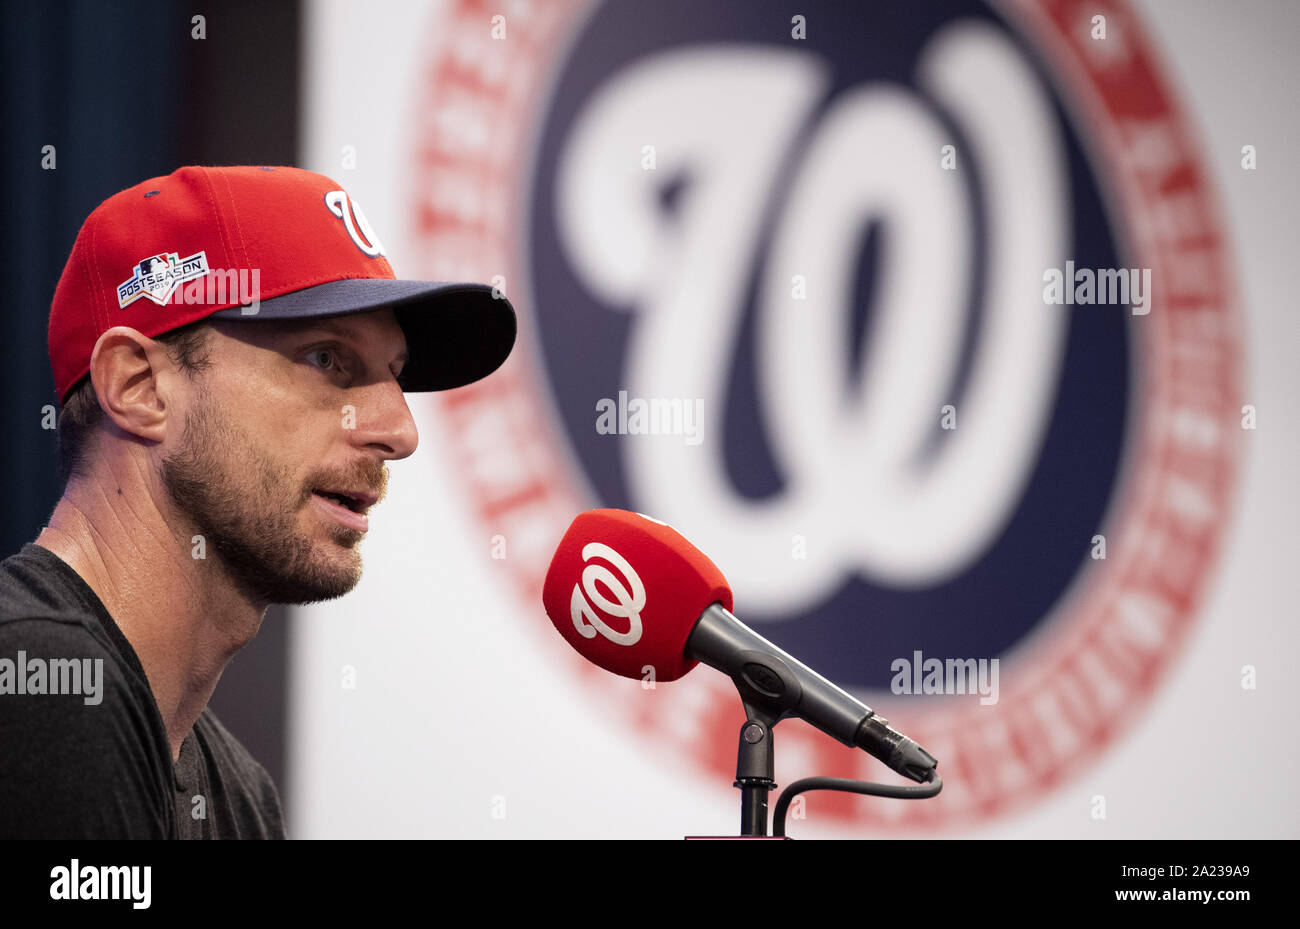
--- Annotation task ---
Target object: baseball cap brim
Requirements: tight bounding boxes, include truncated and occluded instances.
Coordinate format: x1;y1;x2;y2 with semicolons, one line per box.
211;279;516;391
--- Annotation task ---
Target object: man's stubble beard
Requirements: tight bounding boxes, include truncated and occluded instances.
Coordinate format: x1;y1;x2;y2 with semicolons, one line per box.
160;393;365;606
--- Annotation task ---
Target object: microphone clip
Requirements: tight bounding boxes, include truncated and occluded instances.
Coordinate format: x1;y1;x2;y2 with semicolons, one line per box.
729;652;800;837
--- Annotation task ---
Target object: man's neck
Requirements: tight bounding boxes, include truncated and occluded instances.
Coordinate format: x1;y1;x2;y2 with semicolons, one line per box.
35;472;266;762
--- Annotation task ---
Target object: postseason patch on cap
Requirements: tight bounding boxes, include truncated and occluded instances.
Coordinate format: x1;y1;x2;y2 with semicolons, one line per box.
117;251;211;308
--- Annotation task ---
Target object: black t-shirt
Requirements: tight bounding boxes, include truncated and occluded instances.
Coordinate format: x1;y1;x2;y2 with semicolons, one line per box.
0;543;285;839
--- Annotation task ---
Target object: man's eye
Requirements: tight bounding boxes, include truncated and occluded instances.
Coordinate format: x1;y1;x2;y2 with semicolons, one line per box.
309;348;338;370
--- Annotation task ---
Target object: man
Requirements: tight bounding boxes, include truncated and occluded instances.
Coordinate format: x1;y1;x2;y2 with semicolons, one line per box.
0;165;516;838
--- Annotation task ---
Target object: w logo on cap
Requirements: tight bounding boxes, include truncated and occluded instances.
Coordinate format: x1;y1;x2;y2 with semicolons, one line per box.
324;191;387;258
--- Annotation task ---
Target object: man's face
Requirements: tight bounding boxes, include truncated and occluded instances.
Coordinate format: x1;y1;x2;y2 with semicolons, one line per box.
159;308;418;605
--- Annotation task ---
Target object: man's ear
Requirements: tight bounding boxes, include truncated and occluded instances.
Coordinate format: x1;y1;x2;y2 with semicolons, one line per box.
88;326;179;443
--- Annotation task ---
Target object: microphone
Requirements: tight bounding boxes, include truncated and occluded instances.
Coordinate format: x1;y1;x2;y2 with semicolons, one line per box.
542;509;938;783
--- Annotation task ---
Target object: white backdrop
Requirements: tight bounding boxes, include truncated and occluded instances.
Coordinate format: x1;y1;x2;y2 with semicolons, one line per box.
286;0;1299;838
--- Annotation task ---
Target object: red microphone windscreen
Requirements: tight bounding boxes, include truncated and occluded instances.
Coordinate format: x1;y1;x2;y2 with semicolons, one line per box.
542;509;733;682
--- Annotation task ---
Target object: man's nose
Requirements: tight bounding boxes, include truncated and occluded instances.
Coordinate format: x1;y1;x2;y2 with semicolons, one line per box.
347;380;419;461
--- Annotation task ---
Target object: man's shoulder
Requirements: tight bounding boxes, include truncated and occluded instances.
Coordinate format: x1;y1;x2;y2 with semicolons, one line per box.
0;595;142;700
0;544;146;688
0;544;114;651
0;610;118;661
0;623;174;839
0;544;176;838
0;573;164;767
0;606;142;707
0;543;73;604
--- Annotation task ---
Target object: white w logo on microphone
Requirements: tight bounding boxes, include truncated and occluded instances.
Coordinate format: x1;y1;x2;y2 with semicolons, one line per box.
570;543;646;646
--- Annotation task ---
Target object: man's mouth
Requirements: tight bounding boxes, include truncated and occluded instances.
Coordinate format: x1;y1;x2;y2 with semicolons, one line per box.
310;487;380;533
312;489;376;514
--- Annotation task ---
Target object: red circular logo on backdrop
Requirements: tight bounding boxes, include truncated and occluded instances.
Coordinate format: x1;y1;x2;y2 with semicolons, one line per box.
407;0;1240;831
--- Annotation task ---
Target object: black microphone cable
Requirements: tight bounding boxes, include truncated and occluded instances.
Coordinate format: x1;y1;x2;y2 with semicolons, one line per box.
772;773;944;837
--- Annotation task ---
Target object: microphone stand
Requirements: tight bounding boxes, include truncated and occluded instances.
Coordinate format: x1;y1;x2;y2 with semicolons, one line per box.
734;712;779;836
692;606;942;836
729;699;945;837
732;695;785;836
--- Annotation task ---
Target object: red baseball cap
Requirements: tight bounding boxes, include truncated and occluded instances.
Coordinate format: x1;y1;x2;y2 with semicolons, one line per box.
48;165;516;402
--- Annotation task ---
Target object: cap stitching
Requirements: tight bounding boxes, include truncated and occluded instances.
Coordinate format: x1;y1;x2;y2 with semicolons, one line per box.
60;210;104;401
87;207;107;337
194;168;239;276
70;237;99;398
214;169;252;267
